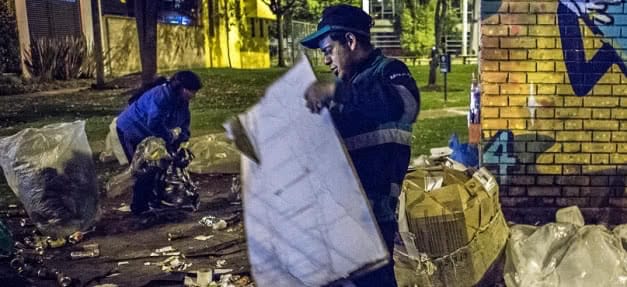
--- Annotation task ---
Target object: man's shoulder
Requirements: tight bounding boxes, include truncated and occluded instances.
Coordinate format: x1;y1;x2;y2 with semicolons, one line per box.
377;57;414;83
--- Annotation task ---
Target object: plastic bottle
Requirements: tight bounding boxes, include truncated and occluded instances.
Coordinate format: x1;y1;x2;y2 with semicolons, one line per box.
469;73;481;124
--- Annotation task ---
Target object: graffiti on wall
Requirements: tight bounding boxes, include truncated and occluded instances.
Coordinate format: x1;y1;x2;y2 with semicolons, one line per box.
558;0;627;96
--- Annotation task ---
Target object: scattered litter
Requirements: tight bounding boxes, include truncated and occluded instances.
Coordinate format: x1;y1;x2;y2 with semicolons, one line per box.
199;216;218;227
106;272;120;278
114;204;131;213
160;256;192;272
226;228;235;233
117;261;129;266
196;269;213;287
213;220;228;230
144;262;152;266
68;227;96;244
93;284;119;287
216;259;227;268
214;268;233;275
194;235;214;241
70;243;100;260
8;204;17;208
167;231;189;241
155;246;176;253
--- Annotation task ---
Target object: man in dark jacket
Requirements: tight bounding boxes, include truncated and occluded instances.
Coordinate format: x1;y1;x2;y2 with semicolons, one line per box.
301;5;420;287
116;70;202;215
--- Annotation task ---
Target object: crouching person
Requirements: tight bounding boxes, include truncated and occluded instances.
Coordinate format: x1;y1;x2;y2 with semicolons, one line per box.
116;71;202;215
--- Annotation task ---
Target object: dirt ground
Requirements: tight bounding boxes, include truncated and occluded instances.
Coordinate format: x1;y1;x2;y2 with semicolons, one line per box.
0;172;252;287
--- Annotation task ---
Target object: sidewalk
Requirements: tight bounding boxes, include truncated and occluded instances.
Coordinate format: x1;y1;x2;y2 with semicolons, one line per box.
419;107;468;119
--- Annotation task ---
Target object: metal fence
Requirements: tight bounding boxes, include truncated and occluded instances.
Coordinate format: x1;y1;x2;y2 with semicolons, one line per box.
270;19;324;67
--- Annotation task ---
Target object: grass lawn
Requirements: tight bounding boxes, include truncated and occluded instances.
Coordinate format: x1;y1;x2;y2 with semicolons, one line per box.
0;64;474;204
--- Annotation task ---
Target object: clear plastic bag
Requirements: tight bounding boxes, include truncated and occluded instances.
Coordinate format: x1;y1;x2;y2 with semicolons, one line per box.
0;121;99;237
505;216;627;287
186;133;240;174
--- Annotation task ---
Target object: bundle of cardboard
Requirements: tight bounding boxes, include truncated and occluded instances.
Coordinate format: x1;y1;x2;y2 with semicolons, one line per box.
395;165;509;287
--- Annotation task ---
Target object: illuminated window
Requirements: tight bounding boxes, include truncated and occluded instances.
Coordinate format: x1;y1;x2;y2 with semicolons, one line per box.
159;0;199;26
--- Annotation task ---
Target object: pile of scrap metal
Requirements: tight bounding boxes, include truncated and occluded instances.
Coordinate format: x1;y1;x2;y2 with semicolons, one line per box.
395;157;509;287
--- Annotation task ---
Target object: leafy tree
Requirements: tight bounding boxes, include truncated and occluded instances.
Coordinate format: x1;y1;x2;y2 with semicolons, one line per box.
400;0;435;57
0;0;20;73
262;0;299;67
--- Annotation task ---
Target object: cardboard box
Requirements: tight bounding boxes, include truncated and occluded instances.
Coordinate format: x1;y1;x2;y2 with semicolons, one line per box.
396;166;509;287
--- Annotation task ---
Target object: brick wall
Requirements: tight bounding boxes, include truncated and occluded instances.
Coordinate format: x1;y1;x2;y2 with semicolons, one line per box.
480;0;627;224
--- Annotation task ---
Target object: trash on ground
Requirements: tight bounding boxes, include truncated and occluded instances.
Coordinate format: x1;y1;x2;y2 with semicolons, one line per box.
194;235;214;241
168;231;190;241
216;259;226;268
114;204;131;212
396;164;508;287
504;206;627;287
199;215;218;227
160;255;192;272
212;220;228;230
70;243;100;260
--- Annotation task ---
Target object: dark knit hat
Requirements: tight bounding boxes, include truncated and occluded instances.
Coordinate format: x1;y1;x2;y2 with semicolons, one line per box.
301;4;372;49
171;70;202;91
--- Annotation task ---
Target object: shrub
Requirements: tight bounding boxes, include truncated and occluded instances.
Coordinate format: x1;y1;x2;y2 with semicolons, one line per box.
24;35;95;81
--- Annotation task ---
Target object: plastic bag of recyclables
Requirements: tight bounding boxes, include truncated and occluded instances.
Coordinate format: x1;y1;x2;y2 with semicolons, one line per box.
0;121;99;238
395;158;509;287
504;205;627;287
99;117;240;175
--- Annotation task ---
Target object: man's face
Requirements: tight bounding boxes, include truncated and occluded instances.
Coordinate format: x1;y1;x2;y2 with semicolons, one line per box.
319;34;353;80
180;88;197;102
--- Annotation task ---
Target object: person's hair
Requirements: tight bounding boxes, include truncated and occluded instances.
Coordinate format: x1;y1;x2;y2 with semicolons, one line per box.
128;76;168;104
169;70;202;92
328;31;373;50
127;71;202;104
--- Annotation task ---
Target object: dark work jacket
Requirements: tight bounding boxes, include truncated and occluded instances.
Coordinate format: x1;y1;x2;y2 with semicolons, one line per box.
116;84;191;153
330;49;420;222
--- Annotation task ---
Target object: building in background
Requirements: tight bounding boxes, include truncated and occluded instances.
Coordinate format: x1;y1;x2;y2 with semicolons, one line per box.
14;0;275;77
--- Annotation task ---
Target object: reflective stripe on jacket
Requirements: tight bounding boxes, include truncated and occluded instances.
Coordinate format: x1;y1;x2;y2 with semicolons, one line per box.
330;49;420;222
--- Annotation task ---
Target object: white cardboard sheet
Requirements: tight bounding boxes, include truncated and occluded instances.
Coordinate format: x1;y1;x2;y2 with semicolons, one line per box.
239;57;388;287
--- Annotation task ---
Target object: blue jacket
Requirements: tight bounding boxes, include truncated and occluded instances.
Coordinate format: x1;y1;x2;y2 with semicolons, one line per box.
330;49;420;222
117;84;191;149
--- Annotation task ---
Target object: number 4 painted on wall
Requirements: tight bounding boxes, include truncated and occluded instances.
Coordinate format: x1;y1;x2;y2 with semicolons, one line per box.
482;130;517;176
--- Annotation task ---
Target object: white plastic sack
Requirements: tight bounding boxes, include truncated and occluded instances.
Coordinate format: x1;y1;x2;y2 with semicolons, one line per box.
99;117;128;165
0;121;99;237
505;223;627;287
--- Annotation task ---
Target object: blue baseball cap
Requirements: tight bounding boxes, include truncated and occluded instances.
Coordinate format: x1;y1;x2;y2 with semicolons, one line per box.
300;4;373;49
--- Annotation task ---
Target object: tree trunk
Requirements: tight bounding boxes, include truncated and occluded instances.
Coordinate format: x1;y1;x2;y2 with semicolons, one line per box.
428;0;441;86
277;13;286;67
223;0;232;68
428;0;447;87
91;0;105;88
135;0;158;86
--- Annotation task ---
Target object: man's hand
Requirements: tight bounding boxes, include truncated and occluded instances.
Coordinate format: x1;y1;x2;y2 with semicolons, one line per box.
562;0;624;25
304;82;336;114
